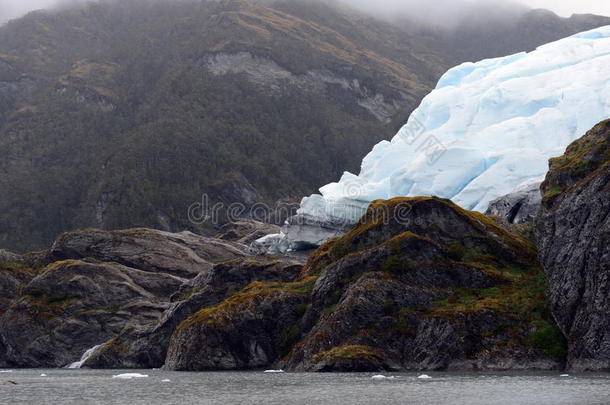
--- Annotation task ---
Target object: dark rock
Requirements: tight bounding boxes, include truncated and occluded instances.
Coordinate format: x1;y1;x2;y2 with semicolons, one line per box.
82;255;303;369
164;197;563;372
164;283;308;370
536;119;610;371
0;259;183;367
0;250;21;264
216;219;280;245
486;181;542;224
51;228;248;279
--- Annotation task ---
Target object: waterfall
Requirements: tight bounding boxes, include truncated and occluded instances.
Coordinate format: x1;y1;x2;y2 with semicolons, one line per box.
66;344;103;369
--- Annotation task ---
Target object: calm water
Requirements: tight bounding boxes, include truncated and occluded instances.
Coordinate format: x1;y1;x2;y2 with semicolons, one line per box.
1;369;610;404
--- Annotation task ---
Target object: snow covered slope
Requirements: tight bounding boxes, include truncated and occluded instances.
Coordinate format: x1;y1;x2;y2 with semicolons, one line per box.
299;25;610;225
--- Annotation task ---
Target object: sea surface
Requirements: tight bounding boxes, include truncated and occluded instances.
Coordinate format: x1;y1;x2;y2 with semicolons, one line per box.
1;369;610;404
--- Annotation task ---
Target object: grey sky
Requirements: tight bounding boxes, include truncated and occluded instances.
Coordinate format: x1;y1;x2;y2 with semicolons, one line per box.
0;0;609;26
520;0;610;17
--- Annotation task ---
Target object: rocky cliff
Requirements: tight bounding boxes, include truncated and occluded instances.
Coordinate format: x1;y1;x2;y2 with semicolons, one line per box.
0;201;567;371
0;228;251;367
536;119;610;372
166;198;564;371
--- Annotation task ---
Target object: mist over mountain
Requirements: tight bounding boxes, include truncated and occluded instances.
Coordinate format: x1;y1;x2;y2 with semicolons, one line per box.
339;0;530;28
0;0;609;252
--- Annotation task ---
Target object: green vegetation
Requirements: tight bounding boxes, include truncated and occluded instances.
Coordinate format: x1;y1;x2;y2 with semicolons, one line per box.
1;0;607;253
310;344;384;364
528;320;567;360
178;276;317;330
0;0;436;253
542;119;610;206
543;187;564;200
299;196;566;363
428;269;567;360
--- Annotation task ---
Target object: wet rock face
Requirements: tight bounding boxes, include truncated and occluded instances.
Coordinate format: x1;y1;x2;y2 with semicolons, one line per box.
0;227;252;368
82;256;304;369
164;198;563;372
0;259;183;367
536;119;610;371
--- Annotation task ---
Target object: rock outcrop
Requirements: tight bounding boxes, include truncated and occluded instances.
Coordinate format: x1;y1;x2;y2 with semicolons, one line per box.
1;191;575;371
216;220;280;246
536;119;610;371
51;228;248;279
0;228;249;367
82;256;303;369
166;197;565;371
0;259;183;367
486;180;542;224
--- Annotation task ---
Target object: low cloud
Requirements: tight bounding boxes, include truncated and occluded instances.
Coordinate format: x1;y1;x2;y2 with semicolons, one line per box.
338;0;530;28
0;0;88;25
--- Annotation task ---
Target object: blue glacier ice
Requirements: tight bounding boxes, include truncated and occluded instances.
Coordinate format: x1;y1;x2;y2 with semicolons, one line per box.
254;25;610;252
301;25;610;218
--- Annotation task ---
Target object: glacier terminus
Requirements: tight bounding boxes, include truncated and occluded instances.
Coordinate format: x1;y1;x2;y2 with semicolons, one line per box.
255;25;610;253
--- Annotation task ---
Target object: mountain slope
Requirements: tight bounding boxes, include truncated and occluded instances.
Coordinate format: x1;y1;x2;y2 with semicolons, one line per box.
0;0;608;252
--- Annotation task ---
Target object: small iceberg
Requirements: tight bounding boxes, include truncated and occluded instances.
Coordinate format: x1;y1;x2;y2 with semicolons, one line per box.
560;374;570;377
40;373;48;377
0;370;14;373
371;375;396;380
112;373;149;379
418;374;432;379
161;379;171;382
264;370;284;373
67;344;103;369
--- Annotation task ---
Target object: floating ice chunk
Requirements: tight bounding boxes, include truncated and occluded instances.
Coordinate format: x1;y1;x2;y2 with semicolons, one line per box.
560;374;570;377
161;379;171;382
40;373;47;377
0;370;14;373
263;370;284;373
371;375;396;380
112;373;149;379
418;374;432;379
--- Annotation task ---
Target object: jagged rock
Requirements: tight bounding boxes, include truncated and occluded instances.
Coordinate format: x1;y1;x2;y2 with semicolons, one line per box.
282;198;559;371
216;220;280;245
0;260;37;319
165;197;563;372
82;256;303;369
536;119;610;371
0;259;184;367
164;278;311;371
486;180;542;224
0;227;256;368
51;228;248;279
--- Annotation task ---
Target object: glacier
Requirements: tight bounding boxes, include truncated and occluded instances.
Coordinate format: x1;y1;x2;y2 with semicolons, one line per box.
255;25;610;252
